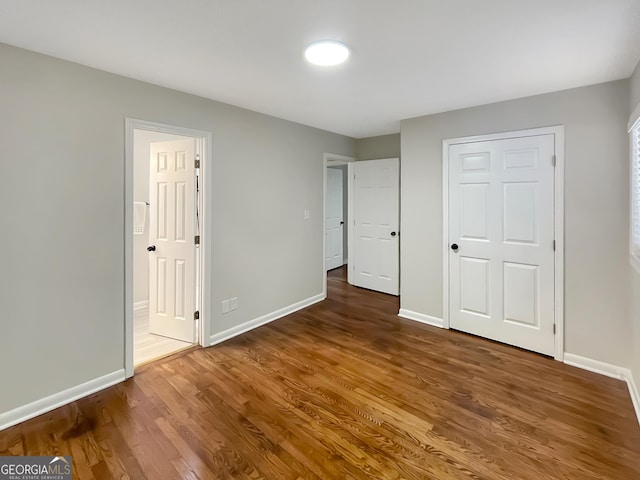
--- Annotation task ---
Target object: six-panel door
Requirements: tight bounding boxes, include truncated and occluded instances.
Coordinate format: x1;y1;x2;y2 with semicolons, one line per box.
352;158;400;296
449;135;555;356
149;140;197;343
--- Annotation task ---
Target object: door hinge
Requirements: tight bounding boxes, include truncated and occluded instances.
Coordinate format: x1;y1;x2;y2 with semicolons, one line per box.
194;311;200;320
552;155;556;167
194;235;200;245
553;240;556;251
553;324;556;335
195;154;201;169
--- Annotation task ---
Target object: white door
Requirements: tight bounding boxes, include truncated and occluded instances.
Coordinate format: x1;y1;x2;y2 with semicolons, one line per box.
448;134;555;356
326;167;344;270
352;158;400;295
148;139;197;343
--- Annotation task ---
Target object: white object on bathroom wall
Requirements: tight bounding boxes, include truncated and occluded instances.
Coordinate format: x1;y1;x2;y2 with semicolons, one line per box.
133;202;147;235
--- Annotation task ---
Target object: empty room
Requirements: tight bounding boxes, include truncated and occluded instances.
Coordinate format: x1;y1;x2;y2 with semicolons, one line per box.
1;1;640;479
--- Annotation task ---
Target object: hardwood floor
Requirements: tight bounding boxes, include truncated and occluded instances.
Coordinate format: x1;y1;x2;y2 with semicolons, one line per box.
2;266;639;479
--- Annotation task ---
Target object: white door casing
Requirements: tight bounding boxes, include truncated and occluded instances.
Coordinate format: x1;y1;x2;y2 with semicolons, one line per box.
326;167;344;270
448;134;555;356
352;158;400;295
149;139;197;343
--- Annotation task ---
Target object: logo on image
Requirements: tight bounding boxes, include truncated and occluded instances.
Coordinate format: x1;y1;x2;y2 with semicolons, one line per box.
0;456;72;480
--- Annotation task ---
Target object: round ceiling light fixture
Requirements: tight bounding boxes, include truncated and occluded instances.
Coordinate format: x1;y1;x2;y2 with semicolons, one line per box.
304;40;350;66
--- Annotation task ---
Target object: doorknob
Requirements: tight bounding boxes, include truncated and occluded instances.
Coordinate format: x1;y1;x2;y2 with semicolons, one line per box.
451;243;459;251
340;221;344;225
391;231;397;237
147;245;156;252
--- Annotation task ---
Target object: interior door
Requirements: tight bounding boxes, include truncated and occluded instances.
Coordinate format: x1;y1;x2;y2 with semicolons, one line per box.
352;158;400;295
448;134;555;356
326;167;344;270
148;139;196;343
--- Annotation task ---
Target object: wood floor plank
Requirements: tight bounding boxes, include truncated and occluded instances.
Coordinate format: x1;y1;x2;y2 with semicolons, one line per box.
1;266;639;479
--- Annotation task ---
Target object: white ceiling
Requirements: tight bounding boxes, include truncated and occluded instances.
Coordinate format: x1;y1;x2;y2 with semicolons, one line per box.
1;1;639;138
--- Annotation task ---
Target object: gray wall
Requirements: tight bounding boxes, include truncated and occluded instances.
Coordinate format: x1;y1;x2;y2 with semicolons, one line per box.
400;80;631;366
357;133;400;160
0;43;355;414
632;270;640;386
631;61;640;115
630;59;640;387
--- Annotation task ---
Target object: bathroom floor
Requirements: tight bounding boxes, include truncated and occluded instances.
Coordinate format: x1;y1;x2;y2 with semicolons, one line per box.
134;307;193;366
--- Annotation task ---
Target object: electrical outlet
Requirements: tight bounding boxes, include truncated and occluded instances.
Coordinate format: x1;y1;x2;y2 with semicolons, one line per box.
230;297;238;310
222;299;230;314
304;209;310;220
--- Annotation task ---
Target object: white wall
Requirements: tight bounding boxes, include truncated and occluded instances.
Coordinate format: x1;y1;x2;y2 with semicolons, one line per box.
401;80;631;367
0;43;355;415
133;130;191;305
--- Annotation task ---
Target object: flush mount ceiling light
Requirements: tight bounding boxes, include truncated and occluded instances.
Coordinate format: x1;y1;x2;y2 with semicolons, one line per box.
304;40;350;66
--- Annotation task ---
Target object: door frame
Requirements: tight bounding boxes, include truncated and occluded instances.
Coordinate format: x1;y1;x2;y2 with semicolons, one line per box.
124;118;213;378
442;125;565;361
323;153;356;298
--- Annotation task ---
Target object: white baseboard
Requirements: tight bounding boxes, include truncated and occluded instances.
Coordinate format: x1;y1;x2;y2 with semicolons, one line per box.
621;370;640;427
397;309;444;328
564;353;640;426
134;300;149;312
208;293;325;346
0;369;125;432
563;353;626;379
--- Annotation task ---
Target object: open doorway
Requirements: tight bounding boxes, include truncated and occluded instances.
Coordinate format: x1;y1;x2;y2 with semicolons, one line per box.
125;119;212;378
323;153;355;297
326;165;347;270
133;130;197;366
